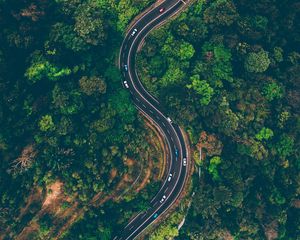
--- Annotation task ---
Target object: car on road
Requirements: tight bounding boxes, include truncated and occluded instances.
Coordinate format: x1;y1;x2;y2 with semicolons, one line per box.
167;173;173;182
123;80;129;88
131;28;138;36
159;8;165;13
183;157;187;166
175;148;178;157
153;213;158;219
167;117;172;123
124;64;128;71
160;195;166;203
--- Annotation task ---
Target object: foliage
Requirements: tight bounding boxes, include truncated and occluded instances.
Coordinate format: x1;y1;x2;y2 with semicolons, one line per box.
273;47;283;62
186;75;214;106
244;50;271;73
275;135;294;159
150;212;183;240
0;0;156;238
208;156;222;180
136;0;299;239
262;82;283;101
161;64;185;87
25;55;72;83
202;42;233;83
74;1;108;46
255;127;274;141
238;15;268;39
79;76;107;96
0;0;299;239
203;0;239;27
39;115;55;132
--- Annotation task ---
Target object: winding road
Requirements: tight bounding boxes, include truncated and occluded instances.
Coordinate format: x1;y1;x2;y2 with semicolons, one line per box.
114;1;190;239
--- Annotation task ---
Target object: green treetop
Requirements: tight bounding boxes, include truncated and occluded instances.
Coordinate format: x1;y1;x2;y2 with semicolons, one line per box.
255;127;274;141
208;156;222;181
187;75;214;106
244;50;270;73
262;82;283;101
39;115;55;132
203;0;239;27
79;76;107;96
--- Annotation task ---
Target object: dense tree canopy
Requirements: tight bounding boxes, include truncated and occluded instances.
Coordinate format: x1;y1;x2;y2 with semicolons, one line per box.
245;50;271;73
137;0;300;239
0;0;299;239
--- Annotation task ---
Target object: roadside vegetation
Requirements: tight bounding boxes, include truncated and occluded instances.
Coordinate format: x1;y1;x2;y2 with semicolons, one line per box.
137;0;300;240
0;0;299;239
0;0;161;239
137;0;300;239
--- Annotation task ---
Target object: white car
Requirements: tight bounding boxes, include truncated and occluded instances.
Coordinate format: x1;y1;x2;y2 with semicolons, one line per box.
183;157;187;166
124;64;128;71
131;28;138;36
160;195;166;203
167;117;172;123
123;80;129;88
167;173;173;182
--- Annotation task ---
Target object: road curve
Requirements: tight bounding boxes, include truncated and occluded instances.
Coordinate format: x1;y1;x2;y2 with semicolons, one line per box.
114;1;190;239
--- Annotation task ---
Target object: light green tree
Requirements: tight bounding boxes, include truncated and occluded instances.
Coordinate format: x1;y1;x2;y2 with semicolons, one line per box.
262;82;283;101
201;43;233;84
255;127;274;141
275;135;294;159
208;156;222;180
187;75;214;106
278;111;290;128
39;115;55;132
178;41;195;60
150;212;183;240
161;64;185;87
162;36;195;61
25;53;71;83
244;50;270;73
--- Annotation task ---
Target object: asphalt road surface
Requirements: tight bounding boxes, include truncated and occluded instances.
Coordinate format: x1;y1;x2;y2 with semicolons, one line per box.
114;1;190;239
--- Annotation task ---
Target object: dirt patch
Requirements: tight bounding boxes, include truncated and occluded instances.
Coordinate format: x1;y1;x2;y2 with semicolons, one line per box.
16;221;39;240
13;105;169;240
291;199;300;208
144;116;168;180
0;187;43;239
135;159;153;193
264;220;278;240
54;172;133;239
52;208;85;240
42;181;63;208
110;168;118;180
19;188;43;219
14;180;73;240
125;158;135;166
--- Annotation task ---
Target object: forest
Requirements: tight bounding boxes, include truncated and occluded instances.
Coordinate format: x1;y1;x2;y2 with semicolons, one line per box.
0;0;299;239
